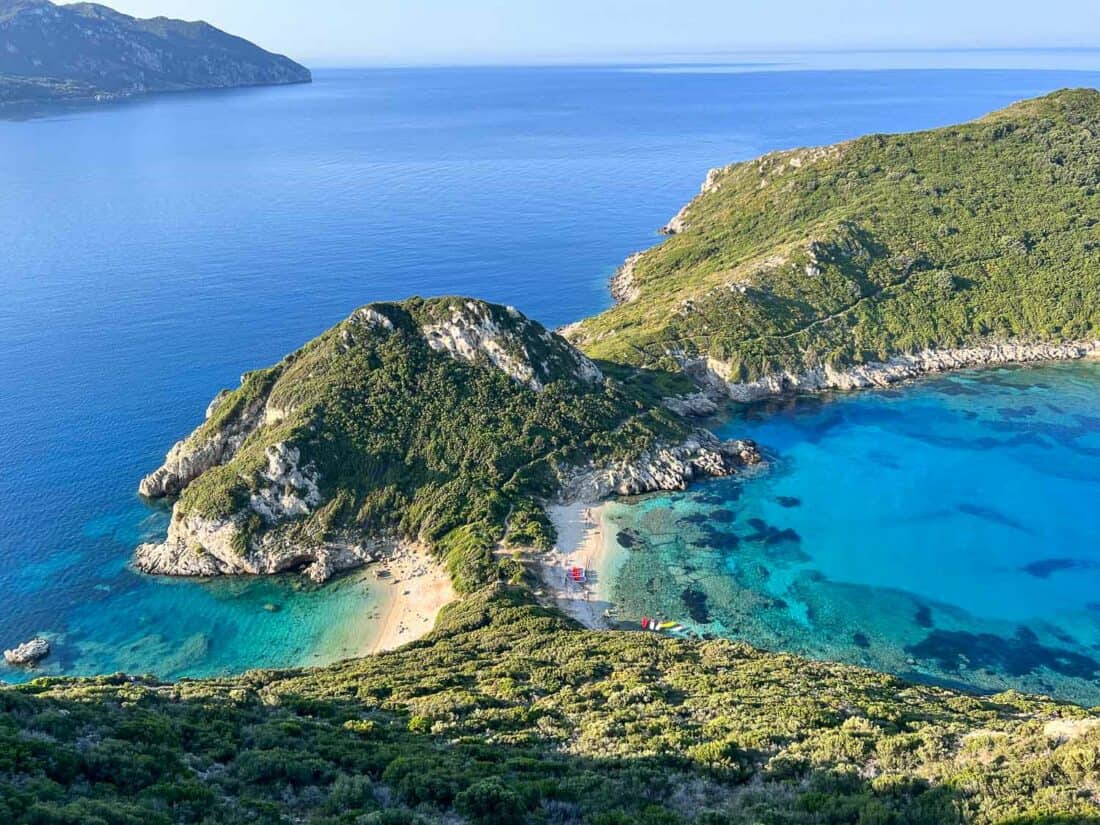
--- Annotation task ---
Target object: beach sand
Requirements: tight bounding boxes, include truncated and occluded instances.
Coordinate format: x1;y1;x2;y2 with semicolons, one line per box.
538;502;624;629
359;544;455;655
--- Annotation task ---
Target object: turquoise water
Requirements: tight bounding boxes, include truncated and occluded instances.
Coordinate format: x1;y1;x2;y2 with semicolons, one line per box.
604;363;1100;705
3;64;1100;685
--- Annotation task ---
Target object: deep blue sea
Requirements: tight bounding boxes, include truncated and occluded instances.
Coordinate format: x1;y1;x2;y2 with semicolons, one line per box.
2;62;1100;699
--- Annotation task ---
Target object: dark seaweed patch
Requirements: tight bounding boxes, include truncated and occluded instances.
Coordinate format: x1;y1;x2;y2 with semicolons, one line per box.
776;496;802;508
906;627;1100;679
914;604;934;629
956;503;1032;533
694;526;741;550
681;587;710;623
803;411;848;444
933;381;983;396
1074;414;1100;430
745;518;802;546
709;508;736;522
853;632;871;649
1021;557;1098;579
1052;628;1079;646
615;530;640;549
998;405;1038;419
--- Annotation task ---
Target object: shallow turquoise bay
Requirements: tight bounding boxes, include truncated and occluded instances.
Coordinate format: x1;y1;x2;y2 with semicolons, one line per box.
604;362;1100;705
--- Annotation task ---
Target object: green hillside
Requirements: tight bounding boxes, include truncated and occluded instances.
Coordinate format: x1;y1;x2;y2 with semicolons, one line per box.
137;297;698;592
3;588;1099;825
569;89;1100;383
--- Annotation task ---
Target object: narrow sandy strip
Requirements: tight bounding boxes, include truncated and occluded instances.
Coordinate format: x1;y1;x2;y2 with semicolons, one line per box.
366;545;455;654
537;502;622;629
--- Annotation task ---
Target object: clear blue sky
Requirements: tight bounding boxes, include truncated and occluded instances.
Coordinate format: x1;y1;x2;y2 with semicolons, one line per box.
103;1;1100;65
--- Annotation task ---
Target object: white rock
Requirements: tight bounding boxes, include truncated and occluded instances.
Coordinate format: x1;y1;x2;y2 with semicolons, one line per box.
705;340;1100;402
610;252;643;304
4;638;49;666
563;430;762;501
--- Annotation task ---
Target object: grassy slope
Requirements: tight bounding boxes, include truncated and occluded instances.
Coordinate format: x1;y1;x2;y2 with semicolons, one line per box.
172;297;684;590
2;588;1098;825
569;89;1100;382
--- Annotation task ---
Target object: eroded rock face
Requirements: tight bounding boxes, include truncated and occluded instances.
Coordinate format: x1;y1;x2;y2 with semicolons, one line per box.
136;440;339;581
4;638;50;666
661;165;732;235
134;525;386;584
663;392;720;418
249;443;322;522
563;430;762;501
689;340;1100;402
139;389;274;499
610;252;643;304
420;300;602;391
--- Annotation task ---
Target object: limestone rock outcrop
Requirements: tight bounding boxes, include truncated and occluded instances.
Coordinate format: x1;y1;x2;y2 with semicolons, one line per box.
687;340;1100;402
563;430;762;501
421;300;602;391
4;638;50;666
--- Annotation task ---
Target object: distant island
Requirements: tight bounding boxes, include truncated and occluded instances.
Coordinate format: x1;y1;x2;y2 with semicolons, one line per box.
0;0;310;106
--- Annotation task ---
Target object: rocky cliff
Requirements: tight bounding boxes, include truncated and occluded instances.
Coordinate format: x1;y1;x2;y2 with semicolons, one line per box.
0;0;310;106
683;339;1100;402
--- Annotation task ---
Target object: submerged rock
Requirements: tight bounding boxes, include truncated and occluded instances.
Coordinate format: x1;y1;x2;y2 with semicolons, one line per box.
4;638;50;666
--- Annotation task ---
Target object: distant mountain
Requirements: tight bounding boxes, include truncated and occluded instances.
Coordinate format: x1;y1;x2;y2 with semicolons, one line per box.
0;0;310;105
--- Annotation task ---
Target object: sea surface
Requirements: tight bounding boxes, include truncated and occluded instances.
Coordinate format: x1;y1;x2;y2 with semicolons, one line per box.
604;362;1100;705
2;61;1100;692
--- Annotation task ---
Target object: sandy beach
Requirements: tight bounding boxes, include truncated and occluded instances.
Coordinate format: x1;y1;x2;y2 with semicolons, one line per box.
538;502;624;629
364;544;456;654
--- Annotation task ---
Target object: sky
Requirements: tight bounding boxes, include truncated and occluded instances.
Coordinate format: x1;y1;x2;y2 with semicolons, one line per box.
101;1;1100;66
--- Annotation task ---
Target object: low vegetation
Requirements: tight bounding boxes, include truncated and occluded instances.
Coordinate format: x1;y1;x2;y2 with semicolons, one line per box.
3;587;1099;824
569;89;1100;382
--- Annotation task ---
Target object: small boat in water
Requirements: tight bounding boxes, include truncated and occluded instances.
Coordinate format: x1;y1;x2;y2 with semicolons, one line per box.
640;616;693;636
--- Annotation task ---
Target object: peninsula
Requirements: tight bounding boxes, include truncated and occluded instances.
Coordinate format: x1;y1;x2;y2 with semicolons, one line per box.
0;0;310;106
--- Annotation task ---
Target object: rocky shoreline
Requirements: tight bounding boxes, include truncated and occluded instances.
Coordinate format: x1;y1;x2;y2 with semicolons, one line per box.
136;431;761;582
133;530;397;584
609;252;643;304
560;429;762;502
679;340;1100;403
